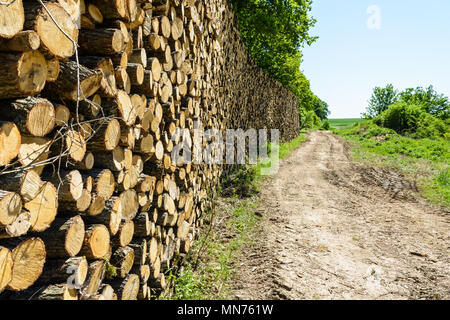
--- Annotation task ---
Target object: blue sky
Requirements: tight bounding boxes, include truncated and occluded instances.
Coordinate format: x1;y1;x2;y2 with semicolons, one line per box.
301;0;450;118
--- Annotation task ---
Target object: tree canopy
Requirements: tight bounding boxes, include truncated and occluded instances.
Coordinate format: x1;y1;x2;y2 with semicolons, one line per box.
230;0;328;120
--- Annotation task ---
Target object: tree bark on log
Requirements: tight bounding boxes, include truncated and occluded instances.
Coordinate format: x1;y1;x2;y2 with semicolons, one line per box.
23;1;78;58
2;237;46;291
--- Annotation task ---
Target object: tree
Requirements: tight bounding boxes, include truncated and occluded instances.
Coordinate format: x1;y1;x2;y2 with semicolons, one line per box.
363;84;398;118
312;96;330;120
230;0;321;118
398;85;449;120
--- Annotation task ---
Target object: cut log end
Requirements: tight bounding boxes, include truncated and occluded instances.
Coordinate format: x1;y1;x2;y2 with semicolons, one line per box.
0;0;24;39
7;238;46;291
0;122;21;166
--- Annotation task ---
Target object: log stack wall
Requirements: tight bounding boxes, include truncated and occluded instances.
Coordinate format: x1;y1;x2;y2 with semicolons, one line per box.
0;0;299;300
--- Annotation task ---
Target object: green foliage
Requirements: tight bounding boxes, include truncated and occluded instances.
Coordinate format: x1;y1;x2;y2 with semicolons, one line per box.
398;85;450;120
104;263;117;279
229;0;327;122
321;120;330;130
220;165;258;198
363;84;449;140
378;102;423;133
312;96;330;120
363;84;398;118
230;0;317;84
378;102;449;139
328;118;365;130
304;110;321;129
164;200;261;300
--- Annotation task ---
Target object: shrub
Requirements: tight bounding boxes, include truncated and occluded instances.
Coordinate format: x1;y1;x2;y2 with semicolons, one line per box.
321;120;330;130
414;113;449;139
379;102;423;134
305;110;321;128
379;102;448;139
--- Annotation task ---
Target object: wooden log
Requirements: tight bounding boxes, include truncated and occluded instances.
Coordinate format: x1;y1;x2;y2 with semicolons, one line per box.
0;246;13;293
90;0;128;21
84;196;122;236
46;57;60;82
54;104;71;127
0;170;42;202
25;182;58;232
0;0;24;39
2;237;46;291
59;188;91;213
78;56;117;98
2;97;54;137
133;211;151;237
38;256;88;288
149;273;165;290
52;128;87;163
127;63;144;85
129;238;147;265
129;48;147;67
16;136;50;175
33;283;78;300
0;190;22;229
81;259;106;297
68;152;95;171
23;1;78;58
0;51;47;98
87;118;121;152
108;273;139;300
86;283;117;300
93;146;124;172
0;122;21;167
82;168;116;201
111;220;134;248
87;192;106;216
86;3;103;24
37;216;85;258
45;61;102;101
148;237;159;265
115;66;131;93
119;189;139;221
79;224;110;259
110;246;134;278
102;90;137;126
0;211;31;239
78;28;125;55
56;0;81;23
0;30;40;52
44;169;83;202
66;93;102;119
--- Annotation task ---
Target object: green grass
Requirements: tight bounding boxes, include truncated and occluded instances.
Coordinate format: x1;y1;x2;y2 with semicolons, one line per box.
335;121;449;208
161;134;307;300
162;199;260;300
329;118;365;130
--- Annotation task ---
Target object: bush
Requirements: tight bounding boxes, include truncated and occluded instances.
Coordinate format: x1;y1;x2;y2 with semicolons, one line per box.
305;110;321;128
321;120;330;130
349;121;395;139
379;102;423;134
414;114;449;139
379;102;448;139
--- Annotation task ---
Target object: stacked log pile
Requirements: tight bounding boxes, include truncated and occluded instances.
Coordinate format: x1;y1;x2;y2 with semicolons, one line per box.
0;0;299;300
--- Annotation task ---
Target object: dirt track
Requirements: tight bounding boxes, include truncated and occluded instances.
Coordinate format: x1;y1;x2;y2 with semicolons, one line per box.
232;131;449;300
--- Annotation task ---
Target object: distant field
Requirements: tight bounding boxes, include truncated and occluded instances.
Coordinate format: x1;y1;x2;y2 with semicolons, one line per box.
329;118;365;129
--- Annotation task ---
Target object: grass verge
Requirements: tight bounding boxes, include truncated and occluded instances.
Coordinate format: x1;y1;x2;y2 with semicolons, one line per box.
335;122;449;209
160;133;307;300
